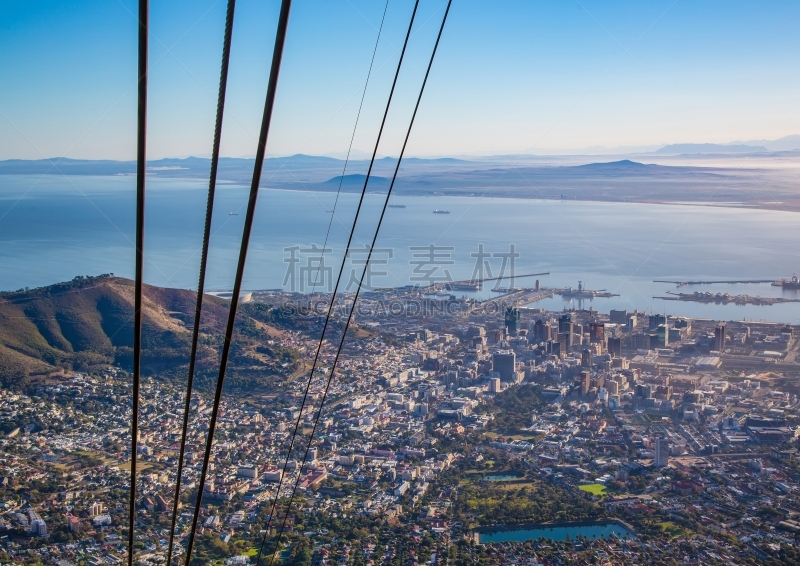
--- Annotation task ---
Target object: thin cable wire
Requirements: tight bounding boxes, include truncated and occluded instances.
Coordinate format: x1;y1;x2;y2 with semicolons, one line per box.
182;1;293;565
309;0;390;294
165;1;237;564
291;0;388;528
128;0;148;563
252;2;420;565
264;3;452;564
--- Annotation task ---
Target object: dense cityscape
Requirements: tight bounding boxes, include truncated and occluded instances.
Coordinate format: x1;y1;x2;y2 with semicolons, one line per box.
5;1;800;564
1;279;800;565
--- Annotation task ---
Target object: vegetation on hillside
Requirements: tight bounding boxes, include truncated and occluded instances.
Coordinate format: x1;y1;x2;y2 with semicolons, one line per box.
0;275;302;392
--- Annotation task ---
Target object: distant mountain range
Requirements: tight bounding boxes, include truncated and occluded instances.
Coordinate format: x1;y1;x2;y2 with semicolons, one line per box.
0;154;470;187
654;143;769;155
732;134;800;152
3;134;800;179
3;141;800;209
0;153;771;197
653;135;800;155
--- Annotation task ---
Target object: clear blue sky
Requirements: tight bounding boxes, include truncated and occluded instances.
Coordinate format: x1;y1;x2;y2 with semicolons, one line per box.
2;0;800;159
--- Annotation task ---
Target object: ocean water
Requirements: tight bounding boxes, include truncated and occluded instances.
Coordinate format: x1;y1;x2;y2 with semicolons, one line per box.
1;174;799;323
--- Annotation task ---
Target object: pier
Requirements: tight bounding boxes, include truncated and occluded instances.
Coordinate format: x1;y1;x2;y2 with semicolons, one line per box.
443;271;550;291
654;291;800;306
653;279;776;288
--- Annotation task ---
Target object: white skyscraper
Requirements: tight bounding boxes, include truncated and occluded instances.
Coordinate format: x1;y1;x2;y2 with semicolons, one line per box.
654;436;670;468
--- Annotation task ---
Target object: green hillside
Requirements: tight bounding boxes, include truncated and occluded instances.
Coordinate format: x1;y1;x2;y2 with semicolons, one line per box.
0;275;297;391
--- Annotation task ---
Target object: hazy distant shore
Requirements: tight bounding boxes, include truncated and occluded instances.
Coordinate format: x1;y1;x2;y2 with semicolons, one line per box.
4;152;800;212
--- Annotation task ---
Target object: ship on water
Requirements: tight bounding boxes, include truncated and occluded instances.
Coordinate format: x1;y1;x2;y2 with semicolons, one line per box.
433;209;450;214
388;203;406;208
560;281;618;299
773;274;800;289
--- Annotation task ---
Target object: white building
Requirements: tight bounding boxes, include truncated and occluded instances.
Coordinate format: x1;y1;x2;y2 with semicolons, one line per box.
237;465;258;480
30;519;47;537
654;437;670;468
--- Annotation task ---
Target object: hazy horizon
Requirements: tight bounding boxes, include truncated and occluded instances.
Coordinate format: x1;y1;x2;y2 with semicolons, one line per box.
4;132;800;162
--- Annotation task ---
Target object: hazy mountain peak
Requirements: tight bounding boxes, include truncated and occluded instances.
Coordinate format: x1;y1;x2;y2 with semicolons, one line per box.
655;143;768;155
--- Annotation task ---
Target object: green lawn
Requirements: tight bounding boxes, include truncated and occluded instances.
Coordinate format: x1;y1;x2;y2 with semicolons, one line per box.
484;432;537;442
578;483;607;496
117;460;153;472
657;521;690;539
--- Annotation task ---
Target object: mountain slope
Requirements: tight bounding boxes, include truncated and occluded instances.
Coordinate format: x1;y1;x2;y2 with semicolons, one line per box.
0;275;233;384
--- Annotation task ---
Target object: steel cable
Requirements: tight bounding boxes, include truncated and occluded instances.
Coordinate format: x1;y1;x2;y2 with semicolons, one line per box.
254;1;389;547
128;0;148;564
260;1;452;564
252;1;421;564
164;1;238;564
182;1;293;564
308;0;390;296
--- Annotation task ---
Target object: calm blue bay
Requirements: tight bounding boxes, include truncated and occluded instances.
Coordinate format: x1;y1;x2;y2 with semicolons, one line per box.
1;174;799;323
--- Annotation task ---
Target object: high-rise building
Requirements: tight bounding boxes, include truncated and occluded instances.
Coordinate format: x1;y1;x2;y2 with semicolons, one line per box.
546;340;561;357
492;351;516;382
557;332;569;355
581;349;592;368
629;333;650;350
67;515;81;533
489;377;501;393
580;371;591;396
31;519;47;538
532;319;545;342
505;307;520;336
589;323;605;345
649;313;666;330
559;313;574;333
607;337;621;357
657;324;670;347
610;309;628;324
654;436;670;468
715;324;726;352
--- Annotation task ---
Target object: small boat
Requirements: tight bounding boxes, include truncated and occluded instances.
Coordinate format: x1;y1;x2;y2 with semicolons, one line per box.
388;203;406;208
326;210;334;213
229;212;238;215
433;209;450;214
